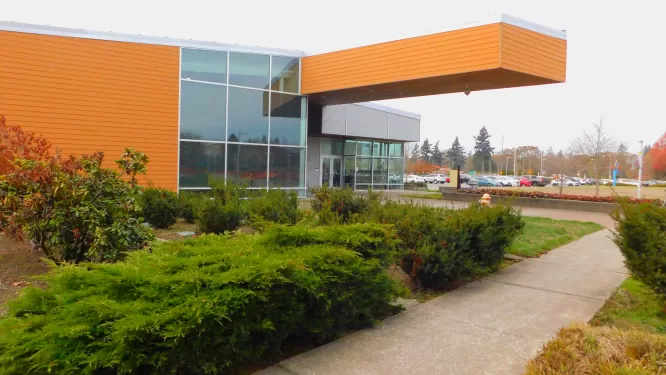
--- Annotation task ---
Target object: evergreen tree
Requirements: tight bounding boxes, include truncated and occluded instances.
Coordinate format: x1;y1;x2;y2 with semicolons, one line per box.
410;143;420;160
473;126;495;172
431;141;444;166
557;149;564;158
617;143;628;153
546;146;555;156
420;138;432;163
447;136;466;169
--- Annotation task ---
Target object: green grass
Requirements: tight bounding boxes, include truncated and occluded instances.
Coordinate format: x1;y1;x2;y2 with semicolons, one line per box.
508;217;604;257
591;278;666;333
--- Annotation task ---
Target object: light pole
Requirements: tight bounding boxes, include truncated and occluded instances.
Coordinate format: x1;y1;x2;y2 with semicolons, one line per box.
506;156;512;176
540;153;545;176
638;140;644;198
513;148;517;176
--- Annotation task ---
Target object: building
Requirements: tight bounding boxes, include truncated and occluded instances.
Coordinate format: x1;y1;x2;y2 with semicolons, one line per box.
0;15;566;195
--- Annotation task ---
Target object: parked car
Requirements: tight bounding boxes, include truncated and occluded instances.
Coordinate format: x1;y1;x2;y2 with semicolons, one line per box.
522;175;548;186
405;175;425;183
484;175;508;186
423;174;448;184
497;176;518;186
519;177;532;187
551;179;578;186
459;174;472;183
475;177;502;187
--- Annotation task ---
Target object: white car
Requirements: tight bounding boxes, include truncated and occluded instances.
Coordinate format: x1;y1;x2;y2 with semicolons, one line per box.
423;174;448;184
499;176;519;186
551;179;579;187
405;175;426;183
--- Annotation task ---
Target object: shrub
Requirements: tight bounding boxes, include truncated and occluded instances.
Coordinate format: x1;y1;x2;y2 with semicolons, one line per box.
178;191;198;223
139;187;180;229
366;201;523;286
458;188;663;205
0;233;399;374
262;223;399;266
309;185;381;223
0;150;154;263
196;198;246;234
612;202;666;297
247;188;302;225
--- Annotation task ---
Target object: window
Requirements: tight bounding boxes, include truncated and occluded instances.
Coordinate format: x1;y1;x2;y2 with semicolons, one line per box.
373;142;388;157
227;87;269;143
269;93;305;146
269;147;305;187
227;144;268;187
373;158;388;184
389;143;404;157
344;140;357;156
181;49;227;84
179;142;225;188
321;139;344;156
271;56;299;93
229;52;269;89
356;158;372;184
389;158;404;184
180;81;226;141
356;141;372;156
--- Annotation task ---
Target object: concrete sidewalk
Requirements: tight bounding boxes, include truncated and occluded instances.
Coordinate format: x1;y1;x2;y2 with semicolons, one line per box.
257;230;626;375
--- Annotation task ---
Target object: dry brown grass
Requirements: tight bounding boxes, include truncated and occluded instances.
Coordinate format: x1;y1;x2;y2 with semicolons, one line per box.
504;185;666;200
524;323;666;375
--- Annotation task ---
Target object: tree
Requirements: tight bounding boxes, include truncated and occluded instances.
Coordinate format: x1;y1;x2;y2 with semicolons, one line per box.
431;141;444;166
420;138;432;163
571;117;617;196
546;147;555;156
406;159;439;174
557;149;564;158
617;143;628;153
409;143;420;160
651;132;666;178
448;137;466;170
473;126;495;173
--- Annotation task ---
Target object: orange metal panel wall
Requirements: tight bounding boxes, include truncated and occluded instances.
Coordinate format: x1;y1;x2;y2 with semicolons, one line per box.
302;24;502;94
0;31;180;190
500;24;567;82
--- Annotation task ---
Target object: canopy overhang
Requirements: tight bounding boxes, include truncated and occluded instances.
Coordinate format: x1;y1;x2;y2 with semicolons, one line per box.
302;14;567;105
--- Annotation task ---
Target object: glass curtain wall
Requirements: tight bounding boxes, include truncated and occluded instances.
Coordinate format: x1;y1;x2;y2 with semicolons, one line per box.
322;138;404;190
179;48;306;196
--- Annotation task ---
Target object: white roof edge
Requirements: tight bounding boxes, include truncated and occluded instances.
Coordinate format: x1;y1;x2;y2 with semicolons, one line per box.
354;102;421;121
500;14;567;40
0;20;305;57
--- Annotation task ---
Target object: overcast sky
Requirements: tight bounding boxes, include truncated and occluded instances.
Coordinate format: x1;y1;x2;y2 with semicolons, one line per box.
4;0;664;153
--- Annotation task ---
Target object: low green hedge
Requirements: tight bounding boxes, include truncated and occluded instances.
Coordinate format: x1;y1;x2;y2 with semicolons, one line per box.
612;202;666;297
139;187;180;229
262;223;400;266
0;233;399;374
364;201;524;286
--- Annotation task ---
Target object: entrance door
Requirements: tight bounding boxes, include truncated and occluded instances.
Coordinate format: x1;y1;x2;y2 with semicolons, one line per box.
321;156;343;187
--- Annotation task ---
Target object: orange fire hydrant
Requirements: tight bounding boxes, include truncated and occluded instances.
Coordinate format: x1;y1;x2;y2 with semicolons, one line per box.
479;193;491;207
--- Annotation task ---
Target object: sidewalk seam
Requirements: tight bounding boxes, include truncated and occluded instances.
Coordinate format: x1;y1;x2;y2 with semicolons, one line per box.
485;279;607;301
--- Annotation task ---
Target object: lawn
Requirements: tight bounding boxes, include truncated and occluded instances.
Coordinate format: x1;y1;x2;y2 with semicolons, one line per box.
524;279;666;375
508;217;604;257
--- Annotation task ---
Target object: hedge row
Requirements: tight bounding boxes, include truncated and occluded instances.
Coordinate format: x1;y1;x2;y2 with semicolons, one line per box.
0;230;399;374
458;188;663;205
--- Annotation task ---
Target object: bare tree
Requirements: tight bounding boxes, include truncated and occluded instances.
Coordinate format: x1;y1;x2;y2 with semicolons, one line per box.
571;117;617;196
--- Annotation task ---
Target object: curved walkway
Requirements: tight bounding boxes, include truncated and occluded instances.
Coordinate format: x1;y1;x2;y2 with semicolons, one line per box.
258;204;625;374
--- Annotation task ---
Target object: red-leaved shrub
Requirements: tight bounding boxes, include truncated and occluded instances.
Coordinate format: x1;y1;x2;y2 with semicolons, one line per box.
458;188;663;205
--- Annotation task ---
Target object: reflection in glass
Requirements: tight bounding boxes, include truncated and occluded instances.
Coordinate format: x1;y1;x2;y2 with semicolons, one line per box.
390;143;404;157
181;49;227;83
229;52;269;89
269;147;305;188
373;158;388;184
356;158;372;184
180;81;226;141
321;139;344;156
389;158;405;184
356;141;372;156
373;142;388;157
344;140;357;156
227;87;269;143
270;94;305;146
271;56;300;93
179;141;225;188
344;157;355;188
227;144;267;187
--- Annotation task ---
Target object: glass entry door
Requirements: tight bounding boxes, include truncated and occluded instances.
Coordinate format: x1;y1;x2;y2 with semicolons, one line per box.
321;156;342;187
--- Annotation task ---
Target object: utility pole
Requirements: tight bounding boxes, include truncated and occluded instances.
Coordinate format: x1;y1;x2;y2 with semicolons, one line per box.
638;140;644;198
513;148;517;176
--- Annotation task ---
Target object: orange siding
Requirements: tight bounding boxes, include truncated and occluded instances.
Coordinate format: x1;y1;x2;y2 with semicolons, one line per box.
500;23;567;82
302;24;502;94
0;31;180;190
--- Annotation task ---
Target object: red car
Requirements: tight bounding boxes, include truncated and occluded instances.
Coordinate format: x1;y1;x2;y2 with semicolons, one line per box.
519;177;532;187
